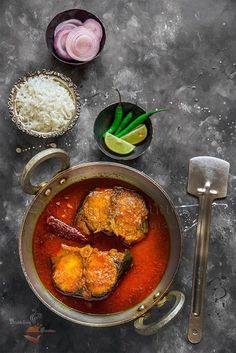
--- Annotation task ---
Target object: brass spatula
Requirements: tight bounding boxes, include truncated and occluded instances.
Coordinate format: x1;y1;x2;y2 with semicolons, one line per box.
187;156;230;343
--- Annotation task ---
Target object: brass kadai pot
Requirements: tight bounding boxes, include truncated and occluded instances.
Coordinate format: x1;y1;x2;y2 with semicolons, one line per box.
19;148;185;335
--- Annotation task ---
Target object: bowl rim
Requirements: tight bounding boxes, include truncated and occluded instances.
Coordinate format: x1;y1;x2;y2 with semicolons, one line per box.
8;69;80;138
45;8;106;66
94;101;153;160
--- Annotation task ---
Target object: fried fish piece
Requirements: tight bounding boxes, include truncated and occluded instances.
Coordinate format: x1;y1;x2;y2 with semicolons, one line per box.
51;245;88;298
75;188;113;234
110;187;149;245
51;244;132;300
75;187;148;245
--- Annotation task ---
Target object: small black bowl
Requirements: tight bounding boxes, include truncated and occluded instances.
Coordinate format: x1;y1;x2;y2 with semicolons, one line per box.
46;9;106;65
94;102;153;161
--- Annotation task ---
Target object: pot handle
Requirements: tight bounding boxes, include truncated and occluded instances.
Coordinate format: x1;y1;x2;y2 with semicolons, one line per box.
134;290;185;336
21;148;70;195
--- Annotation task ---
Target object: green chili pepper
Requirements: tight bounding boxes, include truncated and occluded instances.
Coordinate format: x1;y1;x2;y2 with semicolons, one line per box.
115;111;133;135
107;89;123;134
116;108;167;138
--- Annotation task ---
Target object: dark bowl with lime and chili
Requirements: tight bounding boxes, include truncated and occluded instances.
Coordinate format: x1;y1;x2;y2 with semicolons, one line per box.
94;102;153;161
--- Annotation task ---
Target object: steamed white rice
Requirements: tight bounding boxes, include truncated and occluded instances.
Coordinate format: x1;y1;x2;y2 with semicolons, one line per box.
15;76;75;133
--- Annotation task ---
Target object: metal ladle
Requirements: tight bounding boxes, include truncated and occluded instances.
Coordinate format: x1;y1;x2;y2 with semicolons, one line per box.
187;156;230;343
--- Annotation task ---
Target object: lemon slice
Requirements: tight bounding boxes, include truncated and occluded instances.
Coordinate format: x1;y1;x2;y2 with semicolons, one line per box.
121;124;148;144
104;132;135;155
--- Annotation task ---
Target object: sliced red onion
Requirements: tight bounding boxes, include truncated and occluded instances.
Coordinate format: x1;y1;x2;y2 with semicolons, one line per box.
65;27;100;62
83;18;103;41
54;28;72;60
54;23;77;36
54;19;82;35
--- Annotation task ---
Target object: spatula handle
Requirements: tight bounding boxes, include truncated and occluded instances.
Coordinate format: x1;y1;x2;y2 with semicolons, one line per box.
188;193;213;343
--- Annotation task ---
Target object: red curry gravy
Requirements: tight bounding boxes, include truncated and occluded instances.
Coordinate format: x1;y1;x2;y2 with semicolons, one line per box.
33;178;170;314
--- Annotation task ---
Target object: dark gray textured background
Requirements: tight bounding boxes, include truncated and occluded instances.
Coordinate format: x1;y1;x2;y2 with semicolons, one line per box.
0;0;236;352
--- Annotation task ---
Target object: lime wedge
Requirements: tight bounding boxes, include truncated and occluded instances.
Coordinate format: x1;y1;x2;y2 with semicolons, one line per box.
121;124;148;144
104;132;135;155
